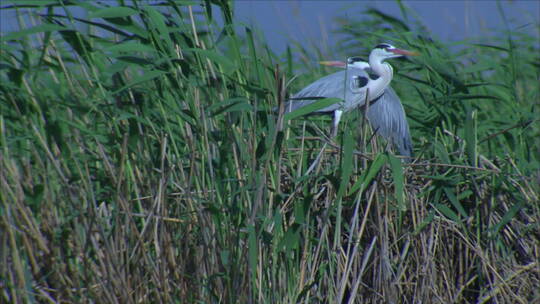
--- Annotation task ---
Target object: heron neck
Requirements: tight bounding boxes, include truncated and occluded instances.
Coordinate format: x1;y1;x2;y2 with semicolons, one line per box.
368;55;393;99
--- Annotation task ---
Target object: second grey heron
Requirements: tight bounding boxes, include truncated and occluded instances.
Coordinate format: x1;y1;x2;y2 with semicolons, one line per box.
282;43;416;157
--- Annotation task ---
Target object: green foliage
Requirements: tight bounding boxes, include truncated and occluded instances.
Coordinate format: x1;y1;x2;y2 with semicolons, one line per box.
1;1;539;303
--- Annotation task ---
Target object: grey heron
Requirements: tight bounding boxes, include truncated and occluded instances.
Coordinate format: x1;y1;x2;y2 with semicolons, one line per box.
282;43;416;157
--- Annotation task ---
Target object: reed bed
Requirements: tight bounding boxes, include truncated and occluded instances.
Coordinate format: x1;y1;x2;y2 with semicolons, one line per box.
1;1;538;303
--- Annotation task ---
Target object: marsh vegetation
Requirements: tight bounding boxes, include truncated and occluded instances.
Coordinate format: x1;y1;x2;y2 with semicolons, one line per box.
1;1;539;303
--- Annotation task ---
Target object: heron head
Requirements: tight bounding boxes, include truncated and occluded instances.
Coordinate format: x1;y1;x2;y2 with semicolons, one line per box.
320;57;369;70
346;57;370;70
371;43;419;61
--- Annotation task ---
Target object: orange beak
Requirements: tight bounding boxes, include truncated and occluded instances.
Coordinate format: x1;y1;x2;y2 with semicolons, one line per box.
390;48;419;56
319;61;347;67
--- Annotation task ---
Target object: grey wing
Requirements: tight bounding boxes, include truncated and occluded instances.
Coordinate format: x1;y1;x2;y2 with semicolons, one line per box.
283;69;369;113
366;87;413;157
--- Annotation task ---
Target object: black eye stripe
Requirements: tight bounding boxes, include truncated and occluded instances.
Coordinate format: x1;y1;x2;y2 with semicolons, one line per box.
348;56;366;63
375;43;391;49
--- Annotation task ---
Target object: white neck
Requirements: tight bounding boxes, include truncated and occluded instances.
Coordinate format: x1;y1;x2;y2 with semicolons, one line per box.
367;53;394;99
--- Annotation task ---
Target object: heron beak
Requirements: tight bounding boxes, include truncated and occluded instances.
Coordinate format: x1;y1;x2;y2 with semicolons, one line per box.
390;48;419;56
319;61;347;68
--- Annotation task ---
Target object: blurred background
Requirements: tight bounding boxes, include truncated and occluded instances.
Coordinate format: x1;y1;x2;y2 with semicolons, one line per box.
234;1;539;55
2;0;539;56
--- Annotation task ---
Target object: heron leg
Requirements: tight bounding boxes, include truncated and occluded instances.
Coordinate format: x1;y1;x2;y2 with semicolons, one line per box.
331;110;343;137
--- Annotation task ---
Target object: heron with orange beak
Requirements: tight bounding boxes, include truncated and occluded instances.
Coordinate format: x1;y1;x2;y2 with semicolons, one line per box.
283;43;418;157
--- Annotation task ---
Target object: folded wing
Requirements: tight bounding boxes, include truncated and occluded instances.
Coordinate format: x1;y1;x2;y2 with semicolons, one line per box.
366;87;413;157
283;69;370;113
